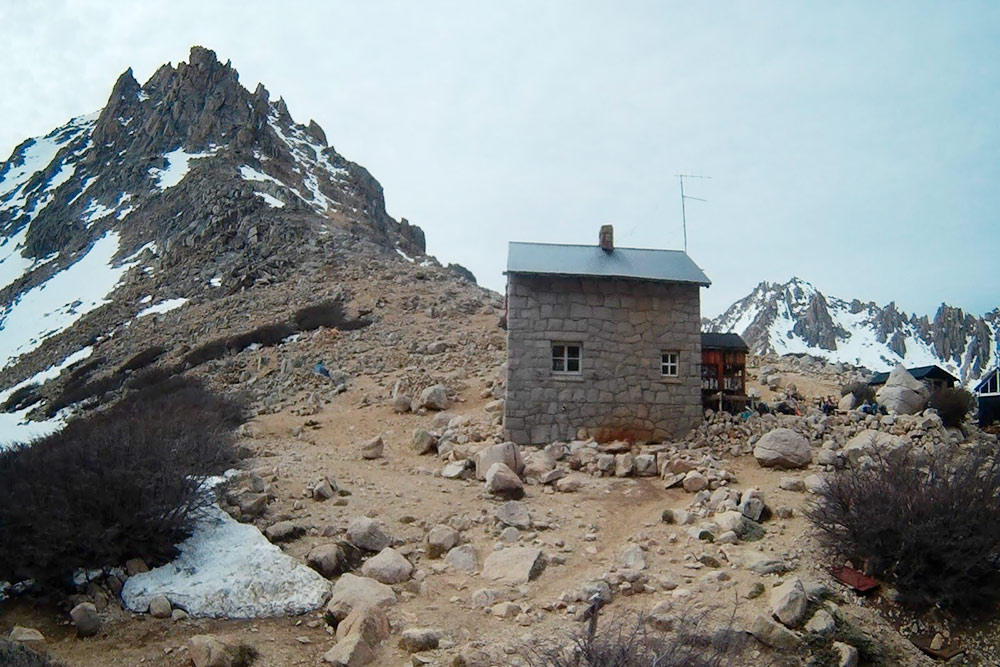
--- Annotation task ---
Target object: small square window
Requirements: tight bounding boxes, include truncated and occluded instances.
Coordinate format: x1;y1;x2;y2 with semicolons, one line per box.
661;351;679;377
552;343;582;374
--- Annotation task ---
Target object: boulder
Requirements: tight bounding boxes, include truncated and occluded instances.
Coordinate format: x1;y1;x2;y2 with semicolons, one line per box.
360;547;413;584
148;595;172;618
426;524;460;558
264;520;304;543
494;501;531;529
444;545;479;573
360;436;383;460
838;393;855;412
326;574;397;622
416;384;450;411
347;518;391;552
481;547;545;584
682;470;708;492
842;430;909;465
484;463;524;499
308;542;361;578
753;429;812;469
833;642;860;667
336;604;390;646
0;639;51;666
391;394;412;413
750;615;799;650
323;633;374;666
805;608;836;636
876;365;929;415
620;544;646;570
7;626;44;651
70;602;100;637
614;453;635;477
189;635;233;667
770;577;808;628
412;429;437;455
475;442;525;479
398;628;442;653
634;454;657;476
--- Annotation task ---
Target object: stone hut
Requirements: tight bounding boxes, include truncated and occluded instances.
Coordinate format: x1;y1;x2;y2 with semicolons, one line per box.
503;225;711;445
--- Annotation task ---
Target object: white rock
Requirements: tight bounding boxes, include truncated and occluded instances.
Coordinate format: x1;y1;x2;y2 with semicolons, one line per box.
770;577;808;628
876;365;929;415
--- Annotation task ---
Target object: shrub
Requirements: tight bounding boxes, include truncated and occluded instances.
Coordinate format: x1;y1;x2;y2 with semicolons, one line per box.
929;387;975;427
226;322;296;351
519;610;750;667
181;337;229;368
46;373;125;416
293;300;370;332
123;365;179;391
841;381;875;406
805;450;1000;611
0;377;244;593
117;345;167;374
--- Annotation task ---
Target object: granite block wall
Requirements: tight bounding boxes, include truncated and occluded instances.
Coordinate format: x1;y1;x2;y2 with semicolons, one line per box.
504;274;703;444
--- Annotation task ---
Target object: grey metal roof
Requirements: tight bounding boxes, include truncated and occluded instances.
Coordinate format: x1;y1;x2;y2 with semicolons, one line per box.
506;242;711;286
701;332;749;351
867;365;959;386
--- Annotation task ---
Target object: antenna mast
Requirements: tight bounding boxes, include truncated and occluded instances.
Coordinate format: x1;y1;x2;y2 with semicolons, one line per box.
675;174;710;252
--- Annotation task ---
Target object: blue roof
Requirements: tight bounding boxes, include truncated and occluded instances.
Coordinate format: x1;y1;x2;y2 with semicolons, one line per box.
505;242;711;286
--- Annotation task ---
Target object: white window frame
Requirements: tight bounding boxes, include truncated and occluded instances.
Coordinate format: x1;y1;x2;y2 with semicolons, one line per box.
661;351;680;377
551;342;582;375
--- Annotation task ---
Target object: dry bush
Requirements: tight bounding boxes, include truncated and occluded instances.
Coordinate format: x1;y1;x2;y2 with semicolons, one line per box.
181;337;229;368
226;322;296;351
520;609;751;667
117;345;167;374
806;450;1000;611
1;383;42;413
929;387;975;427
293;299;370;332
0;377;244;593
46;372;126;416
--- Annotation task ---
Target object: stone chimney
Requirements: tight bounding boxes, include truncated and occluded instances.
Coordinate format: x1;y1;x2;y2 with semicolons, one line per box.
599;224;614;253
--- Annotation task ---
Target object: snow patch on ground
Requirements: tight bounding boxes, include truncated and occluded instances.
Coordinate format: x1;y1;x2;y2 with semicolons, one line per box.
396;248;415;263
0;232;138;369
254;191;285;208
121;505;331;618
137;298;188;318
0;346;93;448
150;147;218;191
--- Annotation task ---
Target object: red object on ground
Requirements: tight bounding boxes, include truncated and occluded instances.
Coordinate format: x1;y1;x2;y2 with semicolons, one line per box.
830;565;879;593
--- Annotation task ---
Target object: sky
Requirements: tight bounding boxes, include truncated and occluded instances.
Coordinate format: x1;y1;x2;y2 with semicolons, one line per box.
1;1;998;319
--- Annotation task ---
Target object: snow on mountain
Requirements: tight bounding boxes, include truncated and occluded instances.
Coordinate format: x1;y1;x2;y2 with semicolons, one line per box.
705;277;1000;386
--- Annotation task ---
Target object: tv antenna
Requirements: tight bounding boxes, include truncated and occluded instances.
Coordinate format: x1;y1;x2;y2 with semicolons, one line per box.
675;174;710;252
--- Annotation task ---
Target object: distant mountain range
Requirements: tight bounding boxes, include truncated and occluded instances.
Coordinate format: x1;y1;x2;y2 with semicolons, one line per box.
704;277;999;386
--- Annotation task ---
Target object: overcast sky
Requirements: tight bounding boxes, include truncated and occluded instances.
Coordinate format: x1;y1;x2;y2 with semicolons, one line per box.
2;1;997;318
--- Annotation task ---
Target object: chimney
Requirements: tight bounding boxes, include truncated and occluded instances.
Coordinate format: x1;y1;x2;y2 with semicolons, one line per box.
599;224;614;253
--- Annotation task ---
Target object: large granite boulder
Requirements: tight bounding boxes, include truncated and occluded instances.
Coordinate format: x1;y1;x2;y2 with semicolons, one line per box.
753;429;811;469
876;365;929;415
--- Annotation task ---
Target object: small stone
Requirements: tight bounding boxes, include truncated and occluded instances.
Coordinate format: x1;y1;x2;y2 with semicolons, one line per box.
148;595;172;619
805;609;836;636
360;436;384;459
70;602;100;637
323;633;374;666
399;628;442;653
265;520;304;543
832;641;859;667
445;545;479;574
348;517;391;552
494;501;531;529
778;477;805;492
484;462;524;499
360;547;413;584
481;547;545;584
189;634;233;667
750;614;799;650
8;626;45;650
682;470;708;492
620;544;646;570
125;558;149;575
336;604;391;647
426;524;460;558
412;429;437;455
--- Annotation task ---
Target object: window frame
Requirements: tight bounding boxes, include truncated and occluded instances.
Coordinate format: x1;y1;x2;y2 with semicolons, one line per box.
660;350;680;377
551;342;583;375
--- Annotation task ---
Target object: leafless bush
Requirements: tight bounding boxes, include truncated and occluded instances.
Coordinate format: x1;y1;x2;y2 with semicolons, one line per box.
519;607;752;667
117;345;168;374
293;299;370;332
806;450;1000;611
0;377;244;593
1;383;42;413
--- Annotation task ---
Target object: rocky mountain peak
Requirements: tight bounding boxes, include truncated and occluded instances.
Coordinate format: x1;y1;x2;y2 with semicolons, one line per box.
706;277;998;385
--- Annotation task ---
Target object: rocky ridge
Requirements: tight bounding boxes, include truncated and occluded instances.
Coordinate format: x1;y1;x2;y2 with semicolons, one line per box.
705;277;999;386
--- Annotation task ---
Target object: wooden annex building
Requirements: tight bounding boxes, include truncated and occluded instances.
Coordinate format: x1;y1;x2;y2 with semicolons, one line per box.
701;332;748;412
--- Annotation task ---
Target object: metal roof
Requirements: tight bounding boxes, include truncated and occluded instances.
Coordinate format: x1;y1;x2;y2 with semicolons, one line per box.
701;332;749;351
975;367;999;393
505;242;711;286
867;365;959;386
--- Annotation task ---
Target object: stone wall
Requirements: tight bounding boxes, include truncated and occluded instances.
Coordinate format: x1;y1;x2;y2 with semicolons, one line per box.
504;274;703;444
